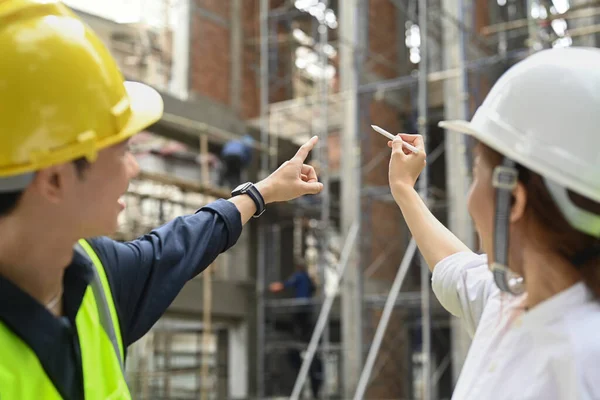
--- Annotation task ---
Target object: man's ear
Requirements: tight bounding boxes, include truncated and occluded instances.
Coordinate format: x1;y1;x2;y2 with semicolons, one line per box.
30;164;73;204
510;181;528;223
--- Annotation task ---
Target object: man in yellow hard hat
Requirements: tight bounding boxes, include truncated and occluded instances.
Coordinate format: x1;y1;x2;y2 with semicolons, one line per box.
0;1;323;398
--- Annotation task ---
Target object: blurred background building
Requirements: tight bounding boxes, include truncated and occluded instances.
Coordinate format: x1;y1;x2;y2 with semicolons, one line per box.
63;0;598;398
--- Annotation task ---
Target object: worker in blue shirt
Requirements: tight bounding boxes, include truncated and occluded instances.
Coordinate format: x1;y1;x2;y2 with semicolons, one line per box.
220;134;254;188
0;2;324;398
270;263;323;398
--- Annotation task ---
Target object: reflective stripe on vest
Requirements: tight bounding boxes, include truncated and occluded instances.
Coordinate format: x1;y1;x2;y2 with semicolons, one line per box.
0;239;131;399
75;240;124;370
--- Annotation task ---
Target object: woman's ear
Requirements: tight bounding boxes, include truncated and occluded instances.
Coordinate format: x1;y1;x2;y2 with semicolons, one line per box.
510;181;528;223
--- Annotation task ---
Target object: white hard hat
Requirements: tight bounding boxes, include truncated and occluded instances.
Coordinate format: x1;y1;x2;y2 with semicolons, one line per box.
440;47;600;238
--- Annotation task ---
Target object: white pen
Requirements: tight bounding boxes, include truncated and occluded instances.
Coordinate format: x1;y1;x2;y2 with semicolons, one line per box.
371;125;419;154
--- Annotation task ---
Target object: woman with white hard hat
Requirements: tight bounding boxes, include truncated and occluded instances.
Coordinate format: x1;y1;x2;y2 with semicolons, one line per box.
388;47;600;399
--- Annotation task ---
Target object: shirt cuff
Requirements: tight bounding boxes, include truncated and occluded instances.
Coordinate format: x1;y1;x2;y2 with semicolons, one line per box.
197;199;242;250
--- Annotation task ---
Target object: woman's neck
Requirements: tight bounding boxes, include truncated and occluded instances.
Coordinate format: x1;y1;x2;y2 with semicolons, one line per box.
522;250;582;309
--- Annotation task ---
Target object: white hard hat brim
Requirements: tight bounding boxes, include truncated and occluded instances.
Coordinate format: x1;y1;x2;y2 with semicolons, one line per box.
438;119;479;137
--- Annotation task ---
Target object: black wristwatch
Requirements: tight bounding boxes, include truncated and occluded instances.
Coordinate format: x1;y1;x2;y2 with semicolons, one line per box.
231;182;266;217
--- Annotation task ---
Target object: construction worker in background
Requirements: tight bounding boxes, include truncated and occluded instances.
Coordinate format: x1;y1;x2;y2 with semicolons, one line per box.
0;1;323;399
220;134;255;188
388;47;600;399
269;262;323;398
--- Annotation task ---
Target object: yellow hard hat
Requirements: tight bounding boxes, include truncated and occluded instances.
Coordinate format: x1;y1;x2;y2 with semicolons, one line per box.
0;0;164;188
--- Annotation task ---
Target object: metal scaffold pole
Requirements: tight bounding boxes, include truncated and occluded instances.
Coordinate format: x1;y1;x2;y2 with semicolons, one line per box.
340;0;363;397
257;0;269;398
259;0;270;179
417;0;431;399
353;239;418;400
317;1;331;398
442;0;475;386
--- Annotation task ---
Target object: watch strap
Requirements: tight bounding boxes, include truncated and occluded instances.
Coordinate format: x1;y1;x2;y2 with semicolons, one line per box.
232;183;266;217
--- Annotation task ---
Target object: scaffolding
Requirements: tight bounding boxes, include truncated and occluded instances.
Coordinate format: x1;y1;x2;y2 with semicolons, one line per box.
253;0;600;399
75;0;600;399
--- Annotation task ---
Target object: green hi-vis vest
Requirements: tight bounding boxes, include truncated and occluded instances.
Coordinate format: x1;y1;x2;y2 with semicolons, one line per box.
0;239;131;399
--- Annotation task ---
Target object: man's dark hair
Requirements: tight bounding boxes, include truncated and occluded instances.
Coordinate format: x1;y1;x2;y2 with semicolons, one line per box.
0;158;90;217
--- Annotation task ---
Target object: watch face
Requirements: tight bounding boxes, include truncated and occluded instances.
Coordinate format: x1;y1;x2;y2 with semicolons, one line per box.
234;182;252;193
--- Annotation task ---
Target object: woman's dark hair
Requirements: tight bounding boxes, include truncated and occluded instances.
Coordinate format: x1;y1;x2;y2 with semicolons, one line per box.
0;158;90;217
479;144;600;297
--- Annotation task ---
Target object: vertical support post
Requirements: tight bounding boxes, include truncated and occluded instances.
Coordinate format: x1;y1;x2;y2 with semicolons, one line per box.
230;0;243;114
340;0;363;397
256;224;266;399
201;133;214;399
417;1;431;400
525;0;540;51
200;135;209;187
200;265;213;400
318;2;330;398
442;0;475;387
199;132;214;400
260;0;270;180
169;0;190;98
257;1;270;398
164;332;172;398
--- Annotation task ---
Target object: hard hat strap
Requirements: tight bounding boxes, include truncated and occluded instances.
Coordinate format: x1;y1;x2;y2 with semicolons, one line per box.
0;173;35;193
490;157;525;295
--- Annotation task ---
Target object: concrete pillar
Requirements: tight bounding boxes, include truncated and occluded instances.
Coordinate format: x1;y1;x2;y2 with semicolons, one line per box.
441;0;475;386
169;0;190;99
340;0;364;397
230;0;242;114
228;322;249;399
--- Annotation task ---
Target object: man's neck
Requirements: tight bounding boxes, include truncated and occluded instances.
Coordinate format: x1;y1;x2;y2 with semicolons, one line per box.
0;213;75;309
523;250;582;309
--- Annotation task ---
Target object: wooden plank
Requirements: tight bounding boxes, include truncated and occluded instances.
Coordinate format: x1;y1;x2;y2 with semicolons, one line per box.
137;170;231;199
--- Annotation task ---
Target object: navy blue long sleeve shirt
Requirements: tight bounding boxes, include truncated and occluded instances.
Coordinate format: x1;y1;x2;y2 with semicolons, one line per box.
284;271;314;299
0;199;242;400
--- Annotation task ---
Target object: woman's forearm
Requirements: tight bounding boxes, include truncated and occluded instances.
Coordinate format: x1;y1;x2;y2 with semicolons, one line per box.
394;186;472;271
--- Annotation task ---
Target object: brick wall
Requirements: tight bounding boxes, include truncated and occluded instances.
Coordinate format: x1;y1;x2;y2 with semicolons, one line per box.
368;0;400;79
362;2;415;398
241;0;293;119
242;0;260;119
189;0;232;105
362;108;413;399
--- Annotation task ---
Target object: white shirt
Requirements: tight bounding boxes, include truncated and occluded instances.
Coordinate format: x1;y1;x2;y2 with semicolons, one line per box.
432;252;600;400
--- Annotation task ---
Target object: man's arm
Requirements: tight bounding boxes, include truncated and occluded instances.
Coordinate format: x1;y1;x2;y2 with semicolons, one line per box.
90;199;241;346
268;273;298;293
94;136;324;346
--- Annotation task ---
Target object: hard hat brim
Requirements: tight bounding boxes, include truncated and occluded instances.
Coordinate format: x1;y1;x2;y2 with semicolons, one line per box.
439;118;600;205
438;119;513;161
438;119;480;137
0;81;163;183
115;81;164;146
